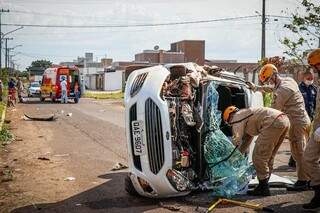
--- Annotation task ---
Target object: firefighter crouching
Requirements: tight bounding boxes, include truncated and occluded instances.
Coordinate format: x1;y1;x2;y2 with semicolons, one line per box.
223;106;290;196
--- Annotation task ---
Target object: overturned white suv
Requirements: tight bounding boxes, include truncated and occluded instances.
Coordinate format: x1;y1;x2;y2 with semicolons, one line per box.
124;63;264;198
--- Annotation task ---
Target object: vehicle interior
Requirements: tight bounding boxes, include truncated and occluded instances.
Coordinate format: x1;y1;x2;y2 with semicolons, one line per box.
194;81;247;180
216;84;247;136
69;69;80;96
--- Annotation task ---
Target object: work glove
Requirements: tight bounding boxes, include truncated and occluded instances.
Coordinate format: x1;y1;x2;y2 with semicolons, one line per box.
313;127;320;143
245;81;256;91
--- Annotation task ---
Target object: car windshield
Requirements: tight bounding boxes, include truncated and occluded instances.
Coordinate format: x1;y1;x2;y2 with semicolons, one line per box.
31;82;40;87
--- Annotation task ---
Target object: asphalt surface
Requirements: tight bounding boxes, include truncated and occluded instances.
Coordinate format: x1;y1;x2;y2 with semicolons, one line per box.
2;97;315;213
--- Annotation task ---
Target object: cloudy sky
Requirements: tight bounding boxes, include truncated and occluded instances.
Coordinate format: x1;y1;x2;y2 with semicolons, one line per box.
1;0;317;70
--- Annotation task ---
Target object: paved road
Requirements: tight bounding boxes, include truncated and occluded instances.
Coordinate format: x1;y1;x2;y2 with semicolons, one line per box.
3;98;313;213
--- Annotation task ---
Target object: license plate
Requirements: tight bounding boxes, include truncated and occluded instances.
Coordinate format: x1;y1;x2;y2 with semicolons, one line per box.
131;120;145;156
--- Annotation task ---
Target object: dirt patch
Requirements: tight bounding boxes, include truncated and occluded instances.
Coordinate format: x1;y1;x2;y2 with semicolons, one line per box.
0;106;81;212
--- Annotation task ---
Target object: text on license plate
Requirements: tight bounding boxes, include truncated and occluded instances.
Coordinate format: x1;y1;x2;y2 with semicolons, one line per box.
131;120;145;156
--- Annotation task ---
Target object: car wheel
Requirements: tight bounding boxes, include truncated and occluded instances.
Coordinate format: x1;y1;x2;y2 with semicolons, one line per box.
74;97;79;104
125;175;140;197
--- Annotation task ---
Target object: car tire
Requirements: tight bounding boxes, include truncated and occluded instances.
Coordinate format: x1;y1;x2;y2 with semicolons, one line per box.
125;175;140;197
74;97;79;104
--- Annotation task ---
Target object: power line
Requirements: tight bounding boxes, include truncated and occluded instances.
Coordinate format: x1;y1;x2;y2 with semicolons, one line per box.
2;15;260;28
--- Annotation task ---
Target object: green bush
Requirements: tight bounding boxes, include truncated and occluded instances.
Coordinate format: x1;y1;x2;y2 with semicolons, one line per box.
0;125;13;146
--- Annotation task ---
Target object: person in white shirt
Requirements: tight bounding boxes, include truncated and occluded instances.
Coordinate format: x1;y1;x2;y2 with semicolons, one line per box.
60;76;68;104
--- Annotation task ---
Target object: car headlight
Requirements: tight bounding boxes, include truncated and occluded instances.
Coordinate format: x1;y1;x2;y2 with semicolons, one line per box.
166;169;194;192
130;73;148;97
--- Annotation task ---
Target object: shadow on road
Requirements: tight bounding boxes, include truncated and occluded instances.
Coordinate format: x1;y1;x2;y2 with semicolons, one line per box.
11;171;306;213
11;172;162;213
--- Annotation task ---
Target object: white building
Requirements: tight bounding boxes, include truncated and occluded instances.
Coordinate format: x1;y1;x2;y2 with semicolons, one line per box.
86;68;123;91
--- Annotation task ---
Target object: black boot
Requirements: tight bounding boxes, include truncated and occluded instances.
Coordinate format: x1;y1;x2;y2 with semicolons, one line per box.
247;179;270;196
287;180;310;191
288;155;296;167
303;185;320;210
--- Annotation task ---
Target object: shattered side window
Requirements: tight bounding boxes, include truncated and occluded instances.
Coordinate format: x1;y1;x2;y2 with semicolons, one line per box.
203;81;255;197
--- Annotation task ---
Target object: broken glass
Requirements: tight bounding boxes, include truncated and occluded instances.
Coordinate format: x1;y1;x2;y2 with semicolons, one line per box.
203;82;255;197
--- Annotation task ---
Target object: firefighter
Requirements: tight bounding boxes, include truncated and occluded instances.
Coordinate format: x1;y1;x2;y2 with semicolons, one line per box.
223;106;290;196
248;64;311;191
288;69;317;168
303;48;320;210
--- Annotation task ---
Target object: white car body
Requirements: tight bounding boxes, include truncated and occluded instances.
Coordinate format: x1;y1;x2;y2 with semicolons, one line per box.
28;82;41;97
124;63;264;198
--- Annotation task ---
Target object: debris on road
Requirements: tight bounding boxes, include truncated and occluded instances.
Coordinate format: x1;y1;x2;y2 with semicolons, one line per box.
1;167;13;182
38;157;50;161
64;176;76;181
22;115;31;121
24;114;57;121
159;202;181;212
66;113;72;117
207;198;274;213
4;119;11;124
15;137;23;142
53;154;70;157
111;162;128;171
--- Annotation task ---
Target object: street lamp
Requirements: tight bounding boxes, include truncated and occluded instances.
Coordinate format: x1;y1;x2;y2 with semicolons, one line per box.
10;44;22;49
0;26;23;69
1;26;24;39
7;45;22;70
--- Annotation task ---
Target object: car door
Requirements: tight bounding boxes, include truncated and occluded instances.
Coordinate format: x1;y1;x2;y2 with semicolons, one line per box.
246;89;264;163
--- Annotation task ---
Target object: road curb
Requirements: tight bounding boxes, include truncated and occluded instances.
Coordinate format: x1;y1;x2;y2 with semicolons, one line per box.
0;103;7;131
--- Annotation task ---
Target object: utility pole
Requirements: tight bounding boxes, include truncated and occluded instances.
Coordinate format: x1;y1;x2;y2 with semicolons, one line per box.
261;0;266;60
3;37;13;69
0;9;10;70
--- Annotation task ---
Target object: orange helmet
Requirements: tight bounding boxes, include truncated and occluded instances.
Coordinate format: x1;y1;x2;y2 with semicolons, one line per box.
259;64;278;83
223;106;239;123
307;48;320;66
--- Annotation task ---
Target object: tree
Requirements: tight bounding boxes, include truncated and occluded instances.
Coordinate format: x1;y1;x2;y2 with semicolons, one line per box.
281;0;320;63
30;59;53;69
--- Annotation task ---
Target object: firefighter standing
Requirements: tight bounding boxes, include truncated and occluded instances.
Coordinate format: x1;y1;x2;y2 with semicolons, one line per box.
303;48;320;210
248;64;311;191
223;106;290;196
288;69;318;167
